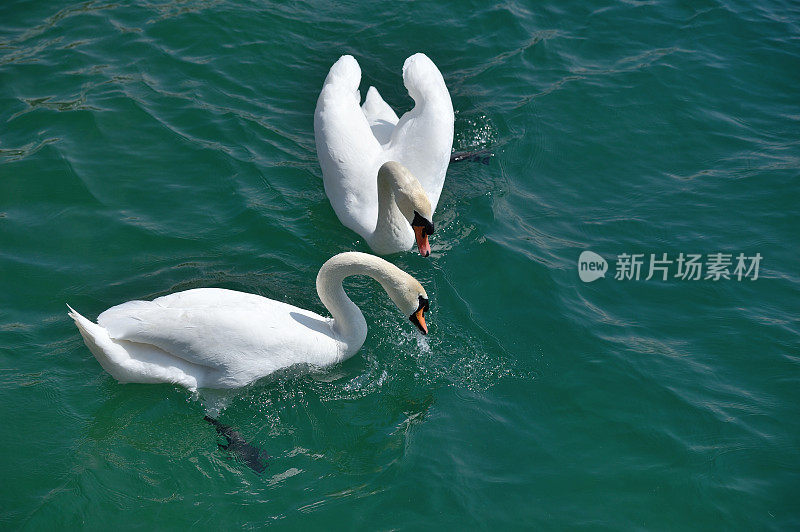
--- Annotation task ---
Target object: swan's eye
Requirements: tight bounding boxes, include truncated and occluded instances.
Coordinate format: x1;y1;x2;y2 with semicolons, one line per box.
418;295;430;312
411;211;435;235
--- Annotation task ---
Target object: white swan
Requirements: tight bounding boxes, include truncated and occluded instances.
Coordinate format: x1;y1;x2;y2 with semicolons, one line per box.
314;53;454;256
67;252;430;391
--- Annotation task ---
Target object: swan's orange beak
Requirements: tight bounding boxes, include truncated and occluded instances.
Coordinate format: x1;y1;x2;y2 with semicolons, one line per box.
413;226;431;257
409;296;429;335
411;306;427;335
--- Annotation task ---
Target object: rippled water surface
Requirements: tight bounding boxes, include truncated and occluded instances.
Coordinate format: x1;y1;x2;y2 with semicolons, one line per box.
1;0;798;528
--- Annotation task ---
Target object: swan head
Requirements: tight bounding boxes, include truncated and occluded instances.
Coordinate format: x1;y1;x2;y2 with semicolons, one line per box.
378;161;435;257
387;277;430;335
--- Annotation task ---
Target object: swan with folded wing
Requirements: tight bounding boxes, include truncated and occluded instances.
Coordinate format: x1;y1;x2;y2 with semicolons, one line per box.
68;252;430;391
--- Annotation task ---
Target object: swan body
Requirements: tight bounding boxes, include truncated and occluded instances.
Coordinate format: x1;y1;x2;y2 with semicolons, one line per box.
68;252;430;391
314;53;454;255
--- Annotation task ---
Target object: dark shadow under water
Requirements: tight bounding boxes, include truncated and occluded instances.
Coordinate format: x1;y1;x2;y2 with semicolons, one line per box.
204;415;270;474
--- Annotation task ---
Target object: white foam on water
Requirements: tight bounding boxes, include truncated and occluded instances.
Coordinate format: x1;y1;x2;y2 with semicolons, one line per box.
415;331;431;353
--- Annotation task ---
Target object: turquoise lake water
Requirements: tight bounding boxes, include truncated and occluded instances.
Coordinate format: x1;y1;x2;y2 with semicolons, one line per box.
1;0;799;528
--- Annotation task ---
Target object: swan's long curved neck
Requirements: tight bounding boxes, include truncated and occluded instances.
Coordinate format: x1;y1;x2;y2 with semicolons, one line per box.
315;253;406;356
369;163;427;254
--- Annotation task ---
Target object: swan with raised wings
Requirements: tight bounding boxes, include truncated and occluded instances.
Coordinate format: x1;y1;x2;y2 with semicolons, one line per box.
314;53;454;256
68;252;430;391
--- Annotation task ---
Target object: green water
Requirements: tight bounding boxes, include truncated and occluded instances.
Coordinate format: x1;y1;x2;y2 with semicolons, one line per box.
1;0;799;528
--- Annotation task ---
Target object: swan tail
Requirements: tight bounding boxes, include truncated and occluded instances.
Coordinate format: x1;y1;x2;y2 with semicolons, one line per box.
67;304;199;390
362;87;400;145
68;304;132;379
362;86;399;125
